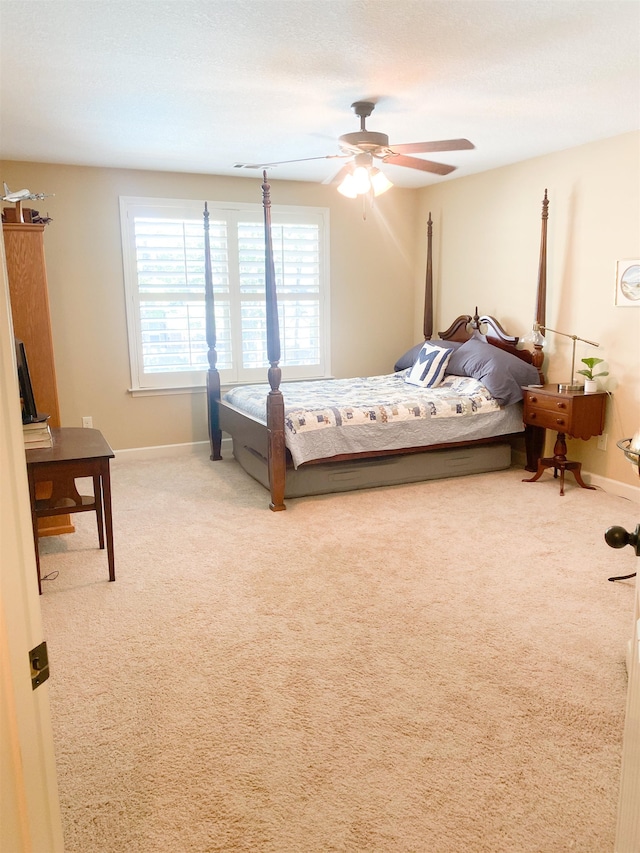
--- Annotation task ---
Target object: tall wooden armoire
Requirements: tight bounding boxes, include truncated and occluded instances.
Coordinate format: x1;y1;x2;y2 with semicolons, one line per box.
3;218;73;536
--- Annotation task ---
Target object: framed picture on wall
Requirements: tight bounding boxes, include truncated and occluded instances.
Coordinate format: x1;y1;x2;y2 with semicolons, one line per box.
615;259;640;306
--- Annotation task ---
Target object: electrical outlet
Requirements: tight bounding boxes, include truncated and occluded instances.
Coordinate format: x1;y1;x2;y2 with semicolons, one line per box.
597;433;608;451
82;416;93;429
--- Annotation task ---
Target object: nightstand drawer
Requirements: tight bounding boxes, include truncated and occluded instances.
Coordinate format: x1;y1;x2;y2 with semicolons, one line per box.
523;391;572;415
523;391;573;431
524;407;571;431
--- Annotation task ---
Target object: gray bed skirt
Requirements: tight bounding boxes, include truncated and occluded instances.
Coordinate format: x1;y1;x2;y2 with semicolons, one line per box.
231;440;512;499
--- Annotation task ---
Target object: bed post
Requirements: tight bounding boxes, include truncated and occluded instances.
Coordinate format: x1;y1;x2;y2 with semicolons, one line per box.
524;189;549;471
423;212;434;341
204;202;222;461
262;172;286;511
533;189;548;369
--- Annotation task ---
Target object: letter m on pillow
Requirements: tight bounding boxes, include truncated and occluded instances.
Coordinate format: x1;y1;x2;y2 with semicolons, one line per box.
404;342;452;388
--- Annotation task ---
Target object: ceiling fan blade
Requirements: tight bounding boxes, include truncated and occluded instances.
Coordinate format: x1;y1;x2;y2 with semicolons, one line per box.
322;163;353;186
381;153;456;176
389;138;475;155
234;154;345;169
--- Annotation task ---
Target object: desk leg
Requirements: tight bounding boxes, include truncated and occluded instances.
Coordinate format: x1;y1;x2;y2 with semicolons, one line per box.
27;468;42;594
101;461;115;582
93;474;105;549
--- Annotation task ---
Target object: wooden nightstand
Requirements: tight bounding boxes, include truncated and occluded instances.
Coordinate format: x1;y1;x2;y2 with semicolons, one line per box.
521;384;607;495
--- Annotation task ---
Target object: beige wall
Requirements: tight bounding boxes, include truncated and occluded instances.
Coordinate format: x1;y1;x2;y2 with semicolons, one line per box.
416;131;640;487
3;132;639;487
0;162;419;450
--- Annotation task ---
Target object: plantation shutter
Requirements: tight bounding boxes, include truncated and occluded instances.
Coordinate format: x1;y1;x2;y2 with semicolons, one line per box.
121;198;328;390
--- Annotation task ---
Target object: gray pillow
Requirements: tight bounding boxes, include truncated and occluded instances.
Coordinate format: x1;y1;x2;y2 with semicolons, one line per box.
394;339;462;372
445;338;539;405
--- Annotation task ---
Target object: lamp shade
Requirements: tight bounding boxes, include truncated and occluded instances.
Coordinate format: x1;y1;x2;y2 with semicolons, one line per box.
370;168;393;196
352;165;371;194
337;173;358;198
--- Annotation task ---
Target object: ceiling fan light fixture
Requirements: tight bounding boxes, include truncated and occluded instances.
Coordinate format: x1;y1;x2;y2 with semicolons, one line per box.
370;167;393;196
337;173;359;198
352;164;372;195
337;162;393;199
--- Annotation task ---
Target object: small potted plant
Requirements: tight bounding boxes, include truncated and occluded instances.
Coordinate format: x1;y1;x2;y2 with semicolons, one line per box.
577;357;608;393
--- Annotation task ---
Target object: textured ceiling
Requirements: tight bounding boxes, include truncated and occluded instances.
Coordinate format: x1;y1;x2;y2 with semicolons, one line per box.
1;0;639;188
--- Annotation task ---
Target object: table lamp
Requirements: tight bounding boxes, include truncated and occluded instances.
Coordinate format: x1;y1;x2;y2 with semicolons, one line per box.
524;322;600;392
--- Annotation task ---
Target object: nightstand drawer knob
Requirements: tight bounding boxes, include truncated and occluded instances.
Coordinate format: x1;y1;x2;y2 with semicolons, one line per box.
529;412;537;420
556;418;565;426
556;402;567;410
530;396;538;404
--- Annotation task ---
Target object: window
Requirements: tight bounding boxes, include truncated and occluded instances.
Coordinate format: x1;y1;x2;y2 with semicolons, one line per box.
119;197;330;391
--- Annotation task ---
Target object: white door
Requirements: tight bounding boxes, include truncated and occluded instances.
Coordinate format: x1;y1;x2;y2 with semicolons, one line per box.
615;574;640;853
0;237;64;851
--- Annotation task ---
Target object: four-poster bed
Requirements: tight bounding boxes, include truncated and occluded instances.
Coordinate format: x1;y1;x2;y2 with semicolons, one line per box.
204;180;548;510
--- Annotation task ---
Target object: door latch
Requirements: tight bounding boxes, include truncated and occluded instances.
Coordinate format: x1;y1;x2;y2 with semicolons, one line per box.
29;641;50;690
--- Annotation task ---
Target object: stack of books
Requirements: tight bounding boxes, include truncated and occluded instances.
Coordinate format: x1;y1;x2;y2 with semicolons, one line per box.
23;418;53;450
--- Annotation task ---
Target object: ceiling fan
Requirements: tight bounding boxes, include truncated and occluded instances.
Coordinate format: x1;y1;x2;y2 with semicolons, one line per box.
234;101;475;196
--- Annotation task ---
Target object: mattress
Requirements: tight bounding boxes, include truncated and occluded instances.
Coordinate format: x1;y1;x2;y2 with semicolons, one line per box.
223;372;524;467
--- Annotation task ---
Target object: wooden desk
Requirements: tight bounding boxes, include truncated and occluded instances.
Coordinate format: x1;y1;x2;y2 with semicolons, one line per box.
26;427;115;593
521;385;607;495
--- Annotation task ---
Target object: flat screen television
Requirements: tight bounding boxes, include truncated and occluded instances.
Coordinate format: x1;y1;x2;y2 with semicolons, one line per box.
15;339;48;424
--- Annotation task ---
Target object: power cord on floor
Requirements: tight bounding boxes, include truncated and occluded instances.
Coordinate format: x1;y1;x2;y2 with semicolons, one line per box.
41;570;59;583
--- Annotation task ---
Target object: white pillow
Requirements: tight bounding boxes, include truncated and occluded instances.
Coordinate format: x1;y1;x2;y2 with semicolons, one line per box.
404;342;452;388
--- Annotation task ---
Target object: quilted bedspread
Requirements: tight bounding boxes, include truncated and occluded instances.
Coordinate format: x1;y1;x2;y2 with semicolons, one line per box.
223;372;523;468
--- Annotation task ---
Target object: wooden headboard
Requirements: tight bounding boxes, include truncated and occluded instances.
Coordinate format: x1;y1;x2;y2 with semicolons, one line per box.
421;193;548;379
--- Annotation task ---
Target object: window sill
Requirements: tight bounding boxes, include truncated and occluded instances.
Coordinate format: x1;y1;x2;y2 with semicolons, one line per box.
128;385;206;397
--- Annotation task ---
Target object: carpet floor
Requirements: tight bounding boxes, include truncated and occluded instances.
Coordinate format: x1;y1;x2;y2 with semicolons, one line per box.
39;451;638;852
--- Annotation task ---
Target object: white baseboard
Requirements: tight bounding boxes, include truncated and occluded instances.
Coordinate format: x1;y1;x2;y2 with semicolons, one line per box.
112;437;232;463
582;472;640;504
